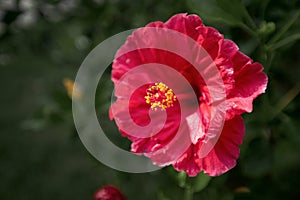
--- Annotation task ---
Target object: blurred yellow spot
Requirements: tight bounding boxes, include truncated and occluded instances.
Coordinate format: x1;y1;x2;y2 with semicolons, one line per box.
63;78;82;99
234;186;250;193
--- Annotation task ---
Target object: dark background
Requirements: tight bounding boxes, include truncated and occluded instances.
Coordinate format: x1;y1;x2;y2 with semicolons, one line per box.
1;0;300;199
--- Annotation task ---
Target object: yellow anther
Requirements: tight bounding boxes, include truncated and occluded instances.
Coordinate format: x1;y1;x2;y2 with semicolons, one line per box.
144;82;177;110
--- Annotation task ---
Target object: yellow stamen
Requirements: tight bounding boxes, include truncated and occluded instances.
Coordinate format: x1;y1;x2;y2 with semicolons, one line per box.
144;82;177;110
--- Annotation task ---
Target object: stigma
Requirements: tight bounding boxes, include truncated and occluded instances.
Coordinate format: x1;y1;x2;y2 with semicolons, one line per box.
144;82;177;110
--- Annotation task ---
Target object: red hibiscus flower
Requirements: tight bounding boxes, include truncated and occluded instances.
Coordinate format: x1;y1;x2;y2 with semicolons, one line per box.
94;185;126;200
110;13;268;176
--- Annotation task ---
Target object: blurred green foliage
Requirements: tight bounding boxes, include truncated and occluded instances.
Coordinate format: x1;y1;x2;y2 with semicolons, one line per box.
1;0;300;199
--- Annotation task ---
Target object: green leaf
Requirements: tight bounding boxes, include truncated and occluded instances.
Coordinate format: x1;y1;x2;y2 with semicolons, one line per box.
188;0;248;26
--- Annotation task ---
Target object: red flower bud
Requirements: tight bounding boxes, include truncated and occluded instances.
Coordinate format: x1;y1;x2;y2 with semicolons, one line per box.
94;185;126;200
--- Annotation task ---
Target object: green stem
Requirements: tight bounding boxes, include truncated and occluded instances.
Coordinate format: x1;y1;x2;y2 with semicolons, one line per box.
242;7;257;30
267;33;300;51
264;50;275;73
239;23;258;38
270;83;300;121
260;0;271;19
184;185;194;200
267;10;300;45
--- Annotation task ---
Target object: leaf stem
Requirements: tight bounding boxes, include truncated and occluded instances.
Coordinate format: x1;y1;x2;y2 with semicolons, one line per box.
242;7;257;30
260;0;271;19
267;10;300;45
239;23;258;38
264;50;275;73
184;185;194;200
270;83;300;120
267;33;300;51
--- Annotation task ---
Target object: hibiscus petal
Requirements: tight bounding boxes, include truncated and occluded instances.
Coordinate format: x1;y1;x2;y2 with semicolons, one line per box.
196;26;223;60
173;145;202;177
165;13;203;40
186;111;204;144
198;115;245;176
173;115;244;177
226;60;268;119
